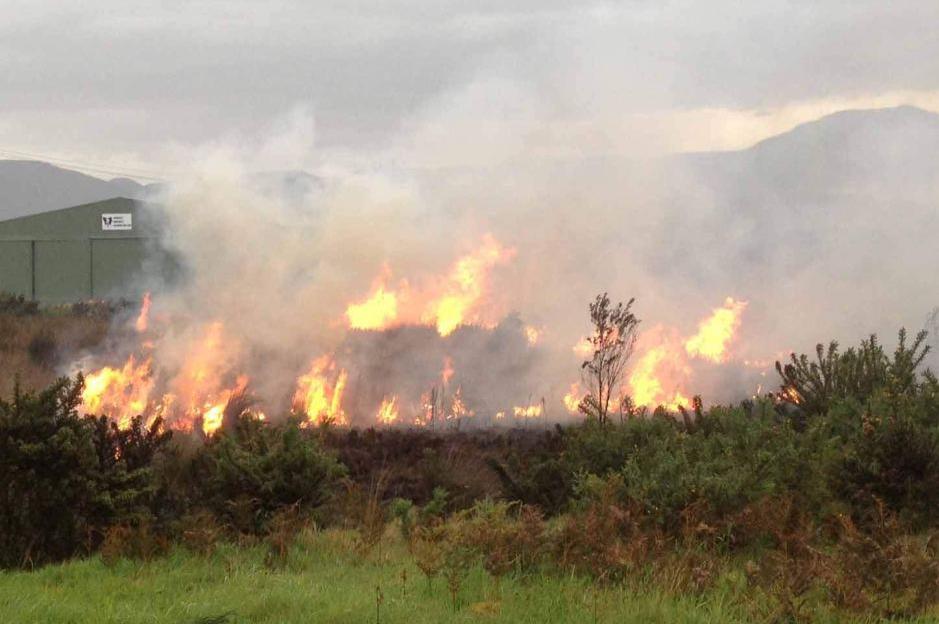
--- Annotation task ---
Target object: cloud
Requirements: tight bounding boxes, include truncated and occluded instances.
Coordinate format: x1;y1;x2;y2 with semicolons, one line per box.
2;1;939;168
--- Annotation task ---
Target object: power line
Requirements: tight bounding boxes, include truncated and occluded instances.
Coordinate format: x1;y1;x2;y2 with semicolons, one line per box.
0;147;172;182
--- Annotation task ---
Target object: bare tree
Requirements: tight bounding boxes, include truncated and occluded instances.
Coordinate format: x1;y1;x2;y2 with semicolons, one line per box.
580;293;640;424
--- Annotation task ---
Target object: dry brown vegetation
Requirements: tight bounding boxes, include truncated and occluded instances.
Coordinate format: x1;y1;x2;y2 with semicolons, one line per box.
0;313;109;397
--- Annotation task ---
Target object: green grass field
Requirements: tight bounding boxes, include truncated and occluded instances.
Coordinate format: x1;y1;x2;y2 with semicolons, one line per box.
0;529;753;624
4;528;939;624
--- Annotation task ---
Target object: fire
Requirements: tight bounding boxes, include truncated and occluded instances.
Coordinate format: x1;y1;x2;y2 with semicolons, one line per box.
81;355;154;428
620;297;747;411
199;374;249;436
81;321;253;434
417;390;437;427
779;385;801;404
441;357;455;386
513;404;543;418
563;382;585;414
376;395;399;425
524;325;541;345
573;337;593;359
294;355;348;426
627;343;691;410
342;234;515;337
424;234;515;336
684;297;747;363
135;292;152;333
449;386;473;420
346;269;399;330
166;322;240;427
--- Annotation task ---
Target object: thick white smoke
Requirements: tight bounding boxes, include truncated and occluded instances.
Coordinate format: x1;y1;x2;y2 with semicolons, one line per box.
76;75;939;427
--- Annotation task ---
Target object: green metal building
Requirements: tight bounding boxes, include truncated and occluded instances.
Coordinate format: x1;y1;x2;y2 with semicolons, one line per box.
0;197;171;303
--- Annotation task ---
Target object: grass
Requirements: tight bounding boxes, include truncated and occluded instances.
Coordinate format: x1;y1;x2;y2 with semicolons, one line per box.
8;528;938;624
0;529;752;624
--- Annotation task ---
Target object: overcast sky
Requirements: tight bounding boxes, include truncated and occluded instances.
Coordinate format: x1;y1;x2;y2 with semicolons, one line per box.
2;1;939;178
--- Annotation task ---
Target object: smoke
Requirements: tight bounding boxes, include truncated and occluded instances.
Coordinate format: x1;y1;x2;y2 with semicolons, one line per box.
71;66;939;428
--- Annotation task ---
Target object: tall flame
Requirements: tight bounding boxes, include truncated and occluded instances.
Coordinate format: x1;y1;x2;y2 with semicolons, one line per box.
424;234;515;336
376;395;399;425
81;355;154;428
346;267;400;330
441;356;455;386
200;374;249;436
627;344;691;410
294;355;348;426
563;382;585;414
684;297;748;363
135;292;152;333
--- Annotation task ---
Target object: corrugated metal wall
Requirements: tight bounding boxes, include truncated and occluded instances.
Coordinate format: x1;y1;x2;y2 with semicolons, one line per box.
0;197;171;303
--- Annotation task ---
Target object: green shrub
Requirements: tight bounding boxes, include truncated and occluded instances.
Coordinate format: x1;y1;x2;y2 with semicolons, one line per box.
487;428;572;514
390;498;415;541
776;329;931;421
418;486;449;526
567;401;822;535
0;377;171;568
832;391;939;527
190;416;345;534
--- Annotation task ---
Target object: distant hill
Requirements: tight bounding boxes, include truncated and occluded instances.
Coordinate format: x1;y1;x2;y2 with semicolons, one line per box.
681;105;939;203
0;161;327;221
652;105;939;282
0;161;160;220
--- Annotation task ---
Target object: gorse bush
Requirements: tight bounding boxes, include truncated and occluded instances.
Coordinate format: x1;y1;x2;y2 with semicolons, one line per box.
189;415;345;534
0;378;171;568
3;324;939;619
830;390;939;527
565;401;822;535
776;328;931;421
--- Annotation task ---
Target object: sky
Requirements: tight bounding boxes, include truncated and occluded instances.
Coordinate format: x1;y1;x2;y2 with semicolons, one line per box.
2;1;939;178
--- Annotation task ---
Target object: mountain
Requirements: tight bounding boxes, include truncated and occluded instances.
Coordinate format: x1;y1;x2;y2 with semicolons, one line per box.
681;105;939;204
0;161;327;221
645;105;939;351
0;160;159;220
656;105;939;277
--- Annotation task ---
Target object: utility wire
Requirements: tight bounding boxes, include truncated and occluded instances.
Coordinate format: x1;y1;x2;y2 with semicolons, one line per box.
0;147;172;182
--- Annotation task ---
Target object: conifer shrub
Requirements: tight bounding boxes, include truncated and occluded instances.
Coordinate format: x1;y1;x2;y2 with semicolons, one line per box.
565;401;819;536
189;415;345;534
0;377;171;568
832;390;939;527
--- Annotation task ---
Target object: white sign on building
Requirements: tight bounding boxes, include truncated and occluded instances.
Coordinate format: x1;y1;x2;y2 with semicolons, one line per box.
101;213;133;231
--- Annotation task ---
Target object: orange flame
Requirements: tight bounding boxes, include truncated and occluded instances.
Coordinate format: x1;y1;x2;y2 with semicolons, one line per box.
627;342;691;410
376;395;399;425
524;325;541;345
513;404;543;418
135;292;152;333
684;297;747;363
572;337;593;359
441;357;455;386
424;234;515;336
449;386;473;420
200;374;249;436
346;270;399;330
294;355;348;426
166;322;238;426
81;355;154;428
563;382;585;414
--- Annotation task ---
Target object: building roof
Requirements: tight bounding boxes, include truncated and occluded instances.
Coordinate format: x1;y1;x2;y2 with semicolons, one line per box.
0;197;161;241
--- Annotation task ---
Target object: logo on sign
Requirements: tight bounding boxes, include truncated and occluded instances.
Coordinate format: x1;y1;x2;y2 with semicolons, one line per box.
101;213;133;231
